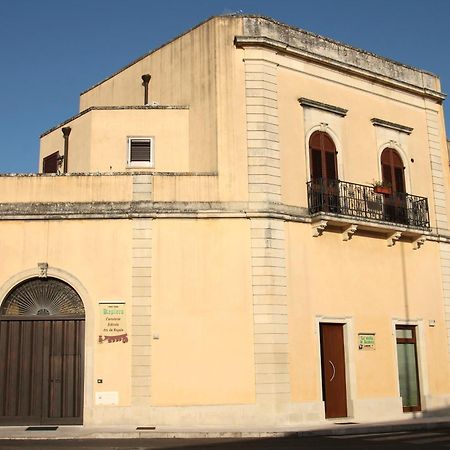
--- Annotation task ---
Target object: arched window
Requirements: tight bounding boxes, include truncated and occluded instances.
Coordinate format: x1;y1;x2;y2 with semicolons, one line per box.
309;131;338;181
381;148;405;193
308;131;340;213
1;277;85;316
380;148;407;224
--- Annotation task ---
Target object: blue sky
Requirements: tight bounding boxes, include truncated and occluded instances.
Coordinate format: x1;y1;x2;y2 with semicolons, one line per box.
0;0;449;173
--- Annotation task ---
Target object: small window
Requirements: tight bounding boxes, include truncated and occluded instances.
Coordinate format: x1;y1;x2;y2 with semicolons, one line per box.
128;138;153;167
42;151;60;174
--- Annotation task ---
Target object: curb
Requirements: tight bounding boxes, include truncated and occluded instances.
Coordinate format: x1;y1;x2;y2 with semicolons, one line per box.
298;419;450;437
0;419;449;440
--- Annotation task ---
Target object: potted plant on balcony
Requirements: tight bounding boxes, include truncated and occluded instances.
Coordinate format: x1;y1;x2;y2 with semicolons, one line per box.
372;180;392;195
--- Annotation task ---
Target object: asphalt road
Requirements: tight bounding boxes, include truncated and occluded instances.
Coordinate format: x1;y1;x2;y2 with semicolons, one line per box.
2;428;450;449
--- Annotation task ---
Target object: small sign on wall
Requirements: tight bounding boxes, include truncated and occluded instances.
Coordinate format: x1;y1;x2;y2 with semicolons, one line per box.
358;333;375;350
98;300;128;344
95;391;119;405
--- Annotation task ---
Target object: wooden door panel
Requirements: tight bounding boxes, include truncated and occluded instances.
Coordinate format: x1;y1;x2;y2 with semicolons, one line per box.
44;320;84;424
48;321;63;419
320;323;347;418
0;318;84;425
30;322;45;420
0;320;44;423
16;321;33;417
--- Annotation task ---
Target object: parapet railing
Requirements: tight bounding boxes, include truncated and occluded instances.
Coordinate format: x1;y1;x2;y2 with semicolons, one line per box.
307;178;430;229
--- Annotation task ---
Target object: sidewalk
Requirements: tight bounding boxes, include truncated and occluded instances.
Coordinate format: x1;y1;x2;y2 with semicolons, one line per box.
0;415;450;440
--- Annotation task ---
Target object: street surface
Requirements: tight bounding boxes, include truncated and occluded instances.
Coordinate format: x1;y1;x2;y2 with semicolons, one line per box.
2;428;450;449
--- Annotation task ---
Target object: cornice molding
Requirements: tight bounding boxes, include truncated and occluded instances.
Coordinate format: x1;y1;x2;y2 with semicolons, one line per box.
299;98;347;117
0;200;447;242
235;36;446;104
371;118;413;135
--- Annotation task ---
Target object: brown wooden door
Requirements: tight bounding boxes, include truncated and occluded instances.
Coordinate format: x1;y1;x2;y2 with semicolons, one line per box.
0;317;84;425
320;323;347;418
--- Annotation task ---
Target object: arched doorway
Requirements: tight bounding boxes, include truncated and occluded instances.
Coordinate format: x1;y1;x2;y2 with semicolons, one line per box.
381;148;407;224
381;147;405;194
0;277;85;425
309;131;340;213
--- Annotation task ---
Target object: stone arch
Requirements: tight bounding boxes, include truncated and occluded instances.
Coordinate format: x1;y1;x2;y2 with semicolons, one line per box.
0;270;87;425
1;277;85;316
305;124;344;182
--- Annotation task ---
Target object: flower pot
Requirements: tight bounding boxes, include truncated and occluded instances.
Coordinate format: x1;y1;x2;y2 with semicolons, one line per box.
374;186;392;195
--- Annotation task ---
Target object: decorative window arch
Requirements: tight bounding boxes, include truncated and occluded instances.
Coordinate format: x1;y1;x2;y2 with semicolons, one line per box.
381;147;405;194
309;131;338;181
1;277;85;316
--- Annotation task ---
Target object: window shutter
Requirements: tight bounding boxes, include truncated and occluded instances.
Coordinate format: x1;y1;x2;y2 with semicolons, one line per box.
43;152;59;174
130;139;151;162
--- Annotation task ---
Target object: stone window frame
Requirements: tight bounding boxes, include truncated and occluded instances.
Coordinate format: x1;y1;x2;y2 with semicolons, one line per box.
127;136;154;169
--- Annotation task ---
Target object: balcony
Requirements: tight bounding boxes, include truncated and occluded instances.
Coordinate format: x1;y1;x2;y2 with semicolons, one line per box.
307;179;430;246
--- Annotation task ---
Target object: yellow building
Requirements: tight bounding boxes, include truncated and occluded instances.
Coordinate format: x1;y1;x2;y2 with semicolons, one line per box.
1;15;449;427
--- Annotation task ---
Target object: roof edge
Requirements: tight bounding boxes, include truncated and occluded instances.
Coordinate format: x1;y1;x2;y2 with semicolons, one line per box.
78;13;444;101
40;105;189;138
79;15;231;97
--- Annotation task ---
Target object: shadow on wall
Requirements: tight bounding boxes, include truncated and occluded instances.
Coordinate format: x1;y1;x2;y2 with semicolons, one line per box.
421;404;450;418
147;405;450;449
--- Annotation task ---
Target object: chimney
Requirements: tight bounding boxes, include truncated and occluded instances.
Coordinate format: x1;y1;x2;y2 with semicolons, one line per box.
141;74;151;105
62;126;71;173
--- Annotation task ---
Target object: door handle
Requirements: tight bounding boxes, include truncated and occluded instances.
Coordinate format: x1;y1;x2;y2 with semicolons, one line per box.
328;360;336;382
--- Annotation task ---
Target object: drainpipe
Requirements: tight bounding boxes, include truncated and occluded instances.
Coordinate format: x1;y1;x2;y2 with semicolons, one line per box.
62;126;71;173
141;74;151;105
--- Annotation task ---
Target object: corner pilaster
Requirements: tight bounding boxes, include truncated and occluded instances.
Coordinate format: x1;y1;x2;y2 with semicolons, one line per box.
250;218;290;406
130;201;153;404
245;59;281;202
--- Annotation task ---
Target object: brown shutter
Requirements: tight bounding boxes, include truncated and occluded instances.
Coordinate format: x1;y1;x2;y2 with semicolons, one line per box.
381;148;405;193
130;139;151;162
43;152;59;174
309;131;338;180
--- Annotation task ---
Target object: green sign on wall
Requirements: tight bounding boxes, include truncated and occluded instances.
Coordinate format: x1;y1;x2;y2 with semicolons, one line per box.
358;333;375;350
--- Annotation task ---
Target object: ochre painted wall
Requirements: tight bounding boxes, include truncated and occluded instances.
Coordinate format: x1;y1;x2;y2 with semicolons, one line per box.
0;219;133;406
76;17;249;201
40;112;92;173
0;174;133;203
286;222;450;403
277;62;438;222
151;218;255;405
40;108;190;174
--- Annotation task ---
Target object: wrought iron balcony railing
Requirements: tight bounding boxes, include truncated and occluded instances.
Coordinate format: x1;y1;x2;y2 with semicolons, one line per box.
307;178;430;229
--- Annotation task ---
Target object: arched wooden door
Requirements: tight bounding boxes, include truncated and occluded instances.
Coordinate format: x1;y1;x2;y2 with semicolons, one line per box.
381;148;407;224
309;131;340;213
0;278;85;425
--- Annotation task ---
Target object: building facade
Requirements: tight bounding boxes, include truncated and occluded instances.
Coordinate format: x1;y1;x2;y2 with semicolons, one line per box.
1;15;450;427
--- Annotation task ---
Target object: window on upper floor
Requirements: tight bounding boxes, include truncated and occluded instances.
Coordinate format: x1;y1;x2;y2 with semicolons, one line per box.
381;148;408;225
309;131;340;213
128;137;153;168
381;147;405;194
42;151;60;174
309;131;338;181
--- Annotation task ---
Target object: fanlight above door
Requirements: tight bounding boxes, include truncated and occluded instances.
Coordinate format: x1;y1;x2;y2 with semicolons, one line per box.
1;278;85;316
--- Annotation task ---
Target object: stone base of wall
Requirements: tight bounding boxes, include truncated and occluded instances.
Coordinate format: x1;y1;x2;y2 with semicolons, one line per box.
422;394;450;415
351;397;403;421
88;402;324;428
84;396;449;427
